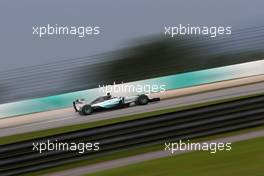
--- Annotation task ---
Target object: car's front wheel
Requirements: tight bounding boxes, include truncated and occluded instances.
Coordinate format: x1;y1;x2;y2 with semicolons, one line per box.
81;105;93;115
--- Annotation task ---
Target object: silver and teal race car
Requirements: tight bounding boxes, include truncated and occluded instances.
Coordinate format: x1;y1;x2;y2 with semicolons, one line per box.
73;93;160;115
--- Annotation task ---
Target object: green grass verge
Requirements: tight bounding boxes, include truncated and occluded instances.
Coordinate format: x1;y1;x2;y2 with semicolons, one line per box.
24;144;162;176
24;125;264;176
88;136;264;176
1;92;263;145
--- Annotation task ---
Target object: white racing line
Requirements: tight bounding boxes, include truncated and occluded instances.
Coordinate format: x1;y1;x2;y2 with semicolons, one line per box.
0;75;263;137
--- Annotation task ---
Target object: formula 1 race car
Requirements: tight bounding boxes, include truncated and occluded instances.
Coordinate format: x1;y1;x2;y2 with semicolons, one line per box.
73;93;160;115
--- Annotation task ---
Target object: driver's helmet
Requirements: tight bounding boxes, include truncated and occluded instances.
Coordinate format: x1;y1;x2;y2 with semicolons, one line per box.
106;92;111;99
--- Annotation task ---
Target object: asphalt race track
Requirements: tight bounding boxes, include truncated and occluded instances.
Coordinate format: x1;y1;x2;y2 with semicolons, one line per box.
0;81;263;137
1;94;264;176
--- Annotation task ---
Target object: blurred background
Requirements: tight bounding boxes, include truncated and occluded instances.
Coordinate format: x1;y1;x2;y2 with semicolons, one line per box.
0;1;264;176
0;0;264;103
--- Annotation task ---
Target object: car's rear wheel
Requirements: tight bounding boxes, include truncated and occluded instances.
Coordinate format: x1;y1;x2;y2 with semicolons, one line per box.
137;94;149;105
81;105;93;115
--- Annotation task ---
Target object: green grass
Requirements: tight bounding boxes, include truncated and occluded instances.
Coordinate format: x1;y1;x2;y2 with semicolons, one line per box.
88;136;264;176
25;125;264;176
24;144;162;176
1;92;263;145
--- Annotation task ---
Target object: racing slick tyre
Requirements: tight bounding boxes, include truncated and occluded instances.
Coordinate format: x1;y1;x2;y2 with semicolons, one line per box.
137;94;149;105
81;105;93;115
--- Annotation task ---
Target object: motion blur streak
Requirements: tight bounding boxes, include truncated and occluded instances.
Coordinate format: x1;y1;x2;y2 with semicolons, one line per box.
0;80;263;137
0;27;264;104
0;60;263;118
